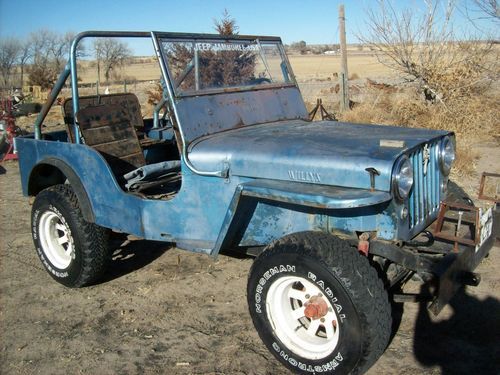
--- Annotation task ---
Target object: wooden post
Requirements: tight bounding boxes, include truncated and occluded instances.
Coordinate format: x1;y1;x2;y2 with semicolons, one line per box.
339;4;349;112
96;60;100;96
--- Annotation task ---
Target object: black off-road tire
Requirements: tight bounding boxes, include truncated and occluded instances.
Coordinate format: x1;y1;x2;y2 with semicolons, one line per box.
31;184;109;287
247;232;391;375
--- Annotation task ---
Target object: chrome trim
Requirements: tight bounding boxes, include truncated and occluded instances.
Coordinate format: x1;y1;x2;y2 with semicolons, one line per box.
392;155;413;201
408;140;441;230
439;135;455;176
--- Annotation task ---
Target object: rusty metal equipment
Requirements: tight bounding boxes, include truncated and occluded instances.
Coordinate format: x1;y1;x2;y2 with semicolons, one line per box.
308;98;337;121
0;98;21;162
478;172;500;204
433;201;482;251
434;173;497;252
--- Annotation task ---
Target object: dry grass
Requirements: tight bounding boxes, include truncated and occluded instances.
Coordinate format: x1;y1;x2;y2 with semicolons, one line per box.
70;53;390;85
336;86;499;175
78;60;161;83
289;53;391;81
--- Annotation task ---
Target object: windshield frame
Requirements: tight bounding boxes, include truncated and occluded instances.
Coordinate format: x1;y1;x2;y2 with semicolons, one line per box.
153;32;298;98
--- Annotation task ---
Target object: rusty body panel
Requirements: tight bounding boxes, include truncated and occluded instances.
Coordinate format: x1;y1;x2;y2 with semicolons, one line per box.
189;119;449;193
175;87;308;142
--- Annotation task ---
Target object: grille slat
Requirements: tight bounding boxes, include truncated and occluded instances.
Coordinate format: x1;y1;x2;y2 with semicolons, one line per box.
408;141;441;230
410;155;416;226
417;150;424;221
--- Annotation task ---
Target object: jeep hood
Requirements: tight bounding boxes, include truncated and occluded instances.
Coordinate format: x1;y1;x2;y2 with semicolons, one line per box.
188;120;450;191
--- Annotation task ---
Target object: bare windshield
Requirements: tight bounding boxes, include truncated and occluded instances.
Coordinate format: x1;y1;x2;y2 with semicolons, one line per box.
159;38;294;96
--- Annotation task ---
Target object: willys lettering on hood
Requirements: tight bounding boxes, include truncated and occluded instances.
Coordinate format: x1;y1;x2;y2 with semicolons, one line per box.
189;120;449;192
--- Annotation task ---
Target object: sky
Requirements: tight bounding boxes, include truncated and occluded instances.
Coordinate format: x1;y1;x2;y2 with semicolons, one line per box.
0;0;497;53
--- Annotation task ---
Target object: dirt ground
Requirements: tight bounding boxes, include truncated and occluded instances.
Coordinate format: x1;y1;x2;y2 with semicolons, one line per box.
0;140;499;375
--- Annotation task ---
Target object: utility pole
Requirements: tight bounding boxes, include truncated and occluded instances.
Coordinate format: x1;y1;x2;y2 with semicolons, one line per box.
339;4;349;112
96;61;100;96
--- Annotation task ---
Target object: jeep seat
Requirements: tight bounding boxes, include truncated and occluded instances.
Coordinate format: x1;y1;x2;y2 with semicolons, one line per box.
63;93;144;142
75;103;146;178
75;103;181;192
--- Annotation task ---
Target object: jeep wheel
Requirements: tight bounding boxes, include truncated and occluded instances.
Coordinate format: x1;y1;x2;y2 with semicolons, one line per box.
247;232;391;375
31;184;109;287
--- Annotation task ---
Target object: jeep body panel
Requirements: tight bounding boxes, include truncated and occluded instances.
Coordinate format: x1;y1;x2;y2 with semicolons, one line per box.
175;87;308;142
16;31;454;253
17;134;397;254
189;119;450;191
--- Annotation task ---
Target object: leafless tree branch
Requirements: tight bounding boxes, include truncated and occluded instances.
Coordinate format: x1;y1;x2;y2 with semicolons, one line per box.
0;38;21;87
358;0;498;105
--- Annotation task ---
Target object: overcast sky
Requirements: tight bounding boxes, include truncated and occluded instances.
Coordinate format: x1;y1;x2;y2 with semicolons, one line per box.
0;0;496;49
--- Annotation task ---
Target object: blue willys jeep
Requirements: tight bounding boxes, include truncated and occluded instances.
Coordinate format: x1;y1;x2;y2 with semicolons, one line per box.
15;31;496;374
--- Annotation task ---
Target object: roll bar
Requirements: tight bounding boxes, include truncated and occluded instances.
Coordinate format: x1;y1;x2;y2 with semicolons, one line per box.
33;30;285;178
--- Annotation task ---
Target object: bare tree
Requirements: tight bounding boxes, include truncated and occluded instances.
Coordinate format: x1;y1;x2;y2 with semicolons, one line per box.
49;32;70;72
291;41;309;54
0;38;21;87
18;40;32;87
473;0;499;19
27;30;85;89
28;30;59;89
359;0;497;104
460;0;499;35
93;38;131;83
51;32;85;70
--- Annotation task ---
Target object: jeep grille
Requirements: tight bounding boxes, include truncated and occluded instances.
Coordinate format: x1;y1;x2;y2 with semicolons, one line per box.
408;140;441;229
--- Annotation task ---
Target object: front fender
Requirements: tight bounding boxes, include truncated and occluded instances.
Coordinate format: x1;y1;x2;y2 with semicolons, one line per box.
211;179;392;256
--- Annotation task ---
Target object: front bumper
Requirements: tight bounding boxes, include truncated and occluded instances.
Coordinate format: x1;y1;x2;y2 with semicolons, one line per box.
429;208;498;314
369;207;498;315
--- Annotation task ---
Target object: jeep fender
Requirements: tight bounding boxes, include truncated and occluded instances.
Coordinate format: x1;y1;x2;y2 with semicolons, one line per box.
28;158;95;222
211;179;392;256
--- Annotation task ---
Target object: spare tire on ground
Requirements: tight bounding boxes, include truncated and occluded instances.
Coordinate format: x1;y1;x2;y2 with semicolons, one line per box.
14;102;42;117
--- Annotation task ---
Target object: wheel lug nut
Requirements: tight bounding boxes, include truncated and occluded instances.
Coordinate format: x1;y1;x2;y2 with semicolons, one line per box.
328;307;332;312
305;294;310;299
320;318;325;322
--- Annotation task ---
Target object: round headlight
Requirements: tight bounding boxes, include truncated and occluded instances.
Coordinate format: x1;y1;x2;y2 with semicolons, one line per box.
393;155;414;200
439;136;455;175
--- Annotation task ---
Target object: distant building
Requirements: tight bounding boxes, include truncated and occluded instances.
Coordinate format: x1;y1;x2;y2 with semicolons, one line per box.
324;50;338;55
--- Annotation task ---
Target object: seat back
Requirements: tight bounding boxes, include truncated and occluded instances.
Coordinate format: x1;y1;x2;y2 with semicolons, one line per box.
76;104;146;178
63;93;144;142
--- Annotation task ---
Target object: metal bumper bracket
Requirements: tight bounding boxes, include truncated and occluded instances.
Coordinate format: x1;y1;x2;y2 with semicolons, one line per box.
433;201;483;251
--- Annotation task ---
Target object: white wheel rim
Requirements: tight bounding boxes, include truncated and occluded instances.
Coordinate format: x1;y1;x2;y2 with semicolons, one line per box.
38;210;74;269
266;276;340;360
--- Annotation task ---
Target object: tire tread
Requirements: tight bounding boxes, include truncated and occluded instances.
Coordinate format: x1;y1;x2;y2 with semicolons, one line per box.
33;184;109;287
250;231;392;374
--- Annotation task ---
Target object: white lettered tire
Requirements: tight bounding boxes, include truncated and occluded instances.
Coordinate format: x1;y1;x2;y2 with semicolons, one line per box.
31;184;109;287
247;232;391;374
